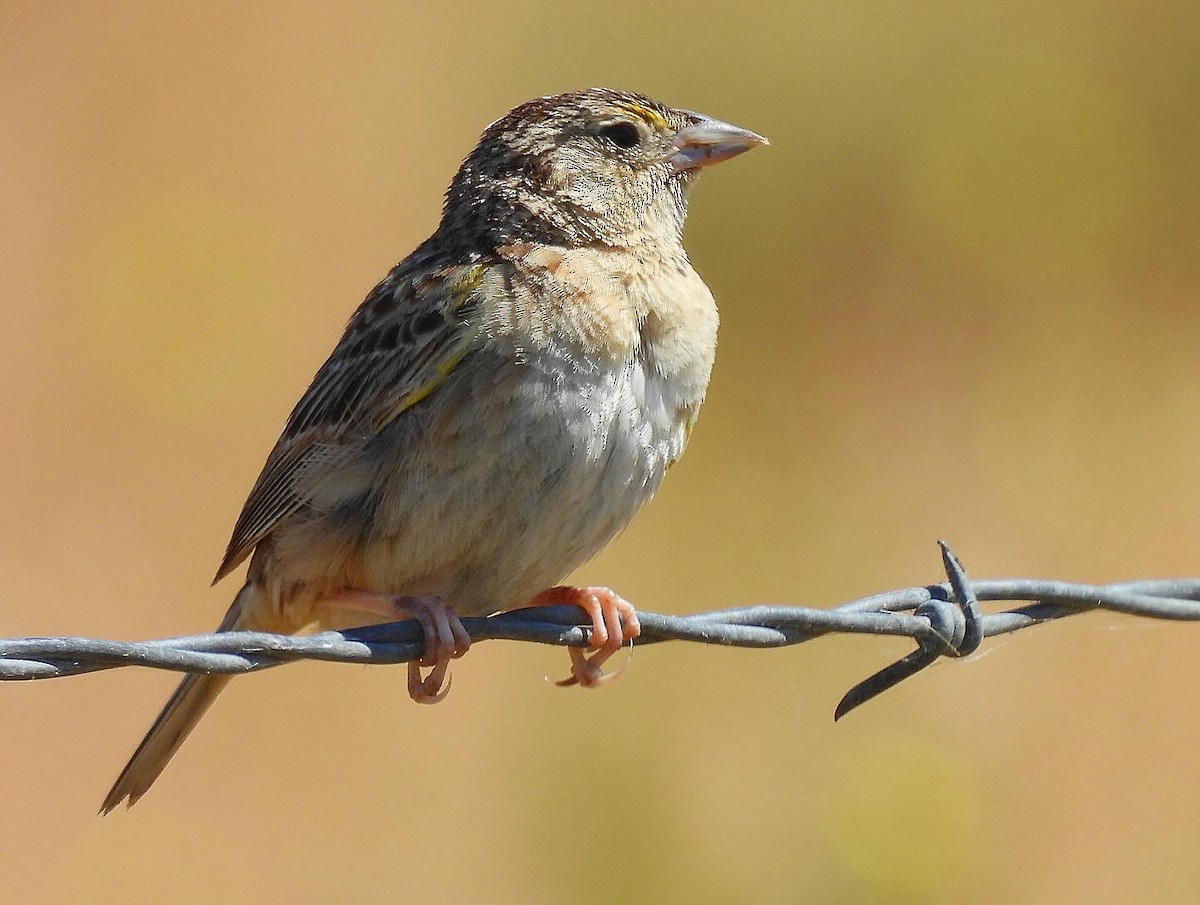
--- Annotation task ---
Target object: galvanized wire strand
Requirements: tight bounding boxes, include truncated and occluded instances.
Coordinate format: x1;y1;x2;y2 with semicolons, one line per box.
3;543;1199;718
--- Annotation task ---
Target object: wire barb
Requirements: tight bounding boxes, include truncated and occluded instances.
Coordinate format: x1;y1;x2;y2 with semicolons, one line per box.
4;543;1200;718
834;542;984;719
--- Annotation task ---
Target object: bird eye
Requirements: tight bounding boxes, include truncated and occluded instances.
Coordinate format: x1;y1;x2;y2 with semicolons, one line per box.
599;121;641;149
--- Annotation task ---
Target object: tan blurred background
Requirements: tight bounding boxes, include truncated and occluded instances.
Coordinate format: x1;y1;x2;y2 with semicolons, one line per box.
3;2;1200;902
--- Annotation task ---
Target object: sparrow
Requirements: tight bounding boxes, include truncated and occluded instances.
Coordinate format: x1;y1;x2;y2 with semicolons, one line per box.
101;87;766;812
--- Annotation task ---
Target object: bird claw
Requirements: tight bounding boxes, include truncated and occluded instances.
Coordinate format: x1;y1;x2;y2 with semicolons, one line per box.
528;585;640;688
408;661;453;703
555;645;632;687
320;590;470;704
397;595;470;703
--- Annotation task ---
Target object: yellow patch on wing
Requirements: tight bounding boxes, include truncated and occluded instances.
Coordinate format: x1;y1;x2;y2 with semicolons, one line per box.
449;263;487;311
374;347;468;433
667;407;700;470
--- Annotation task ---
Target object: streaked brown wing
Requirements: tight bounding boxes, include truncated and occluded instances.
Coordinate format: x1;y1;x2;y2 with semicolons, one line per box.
213;261;485;583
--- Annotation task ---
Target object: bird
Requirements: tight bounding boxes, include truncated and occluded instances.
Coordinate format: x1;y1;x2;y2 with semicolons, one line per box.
100;87;766;813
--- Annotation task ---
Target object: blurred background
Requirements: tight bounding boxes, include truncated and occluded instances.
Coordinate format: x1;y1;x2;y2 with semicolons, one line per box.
3;2;1200;902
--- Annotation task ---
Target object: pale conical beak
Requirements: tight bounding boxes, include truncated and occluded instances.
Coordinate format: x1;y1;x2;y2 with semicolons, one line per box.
667;116;769;172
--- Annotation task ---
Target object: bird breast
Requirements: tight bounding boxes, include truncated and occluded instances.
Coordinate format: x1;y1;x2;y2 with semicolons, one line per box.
270;244;719;627
357;246;718;614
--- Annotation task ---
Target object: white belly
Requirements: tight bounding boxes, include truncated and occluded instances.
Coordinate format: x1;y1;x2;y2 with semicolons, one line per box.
348;345;693;614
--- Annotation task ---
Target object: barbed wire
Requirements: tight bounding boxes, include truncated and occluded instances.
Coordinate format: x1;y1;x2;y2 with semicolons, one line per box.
4;543;1199;718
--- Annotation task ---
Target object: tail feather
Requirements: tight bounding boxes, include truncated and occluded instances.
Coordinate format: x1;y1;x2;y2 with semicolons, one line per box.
99;672;232;813
100;586;252;814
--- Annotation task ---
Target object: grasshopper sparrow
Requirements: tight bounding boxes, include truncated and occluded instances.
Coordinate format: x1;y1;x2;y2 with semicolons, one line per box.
102;88;766;812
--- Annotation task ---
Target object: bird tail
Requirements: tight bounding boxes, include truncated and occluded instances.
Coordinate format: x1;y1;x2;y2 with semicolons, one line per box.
100;584;255;814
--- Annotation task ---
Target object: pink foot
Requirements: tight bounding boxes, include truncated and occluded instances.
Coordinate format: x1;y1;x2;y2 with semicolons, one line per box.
320;590;471;704
526;586;641;688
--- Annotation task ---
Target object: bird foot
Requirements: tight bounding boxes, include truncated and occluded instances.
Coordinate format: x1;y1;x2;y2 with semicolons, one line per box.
526;585;641;687
320;590;470;703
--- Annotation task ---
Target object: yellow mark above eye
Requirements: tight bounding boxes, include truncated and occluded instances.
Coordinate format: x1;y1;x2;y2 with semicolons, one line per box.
614;101;668;131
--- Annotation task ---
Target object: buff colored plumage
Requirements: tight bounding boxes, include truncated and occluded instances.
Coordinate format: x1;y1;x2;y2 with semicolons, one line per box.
101;88;765;813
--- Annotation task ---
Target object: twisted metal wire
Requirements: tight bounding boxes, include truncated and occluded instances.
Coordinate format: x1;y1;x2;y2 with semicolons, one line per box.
4;543;1198;717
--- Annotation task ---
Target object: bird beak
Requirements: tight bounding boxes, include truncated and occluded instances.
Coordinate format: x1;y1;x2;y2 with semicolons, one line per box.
667;116;769;172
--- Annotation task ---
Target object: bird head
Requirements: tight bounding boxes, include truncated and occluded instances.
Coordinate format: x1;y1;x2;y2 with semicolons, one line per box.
440;88;767;251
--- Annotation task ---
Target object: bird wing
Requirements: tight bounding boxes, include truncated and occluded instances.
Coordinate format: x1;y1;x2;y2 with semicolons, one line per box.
213;260;487;583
